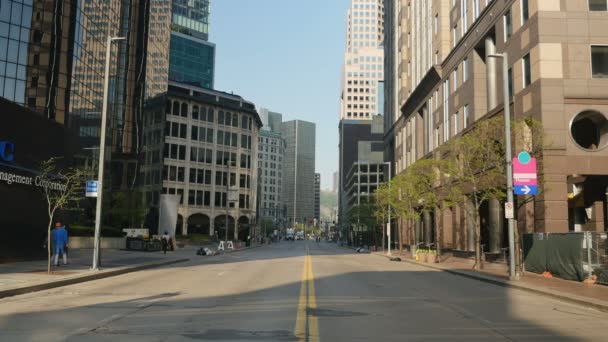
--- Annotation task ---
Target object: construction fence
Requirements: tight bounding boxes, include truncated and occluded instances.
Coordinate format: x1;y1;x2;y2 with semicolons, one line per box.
523;232;608;285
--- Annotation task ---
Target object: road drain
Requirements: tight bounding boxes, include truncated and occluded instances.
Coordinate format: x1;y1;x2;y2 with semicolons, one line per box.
183;329;297;341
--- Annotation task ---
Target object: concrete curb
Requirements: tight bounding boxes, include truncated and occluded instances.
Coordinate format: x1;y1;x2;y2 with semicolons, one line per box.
0;258;190;300
371;252;608;313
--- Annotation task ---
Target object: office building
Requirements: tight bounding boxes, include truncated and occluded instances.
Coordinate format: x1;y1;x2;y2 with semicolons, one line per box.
257;129;286;228
314;173;321;223
333;171;339;193
281;120;316;226
169;0;215;89
0;0;171;259
338;114;385;241
344;161;386;244
386;0;608;253
339;0;385;120
142;82;262;240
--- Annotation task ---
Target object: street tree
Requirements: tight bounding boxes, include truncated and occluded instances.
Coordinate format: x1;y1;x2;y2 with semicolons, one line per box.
442;116;544;270
38;157;87;274
405;158;460;261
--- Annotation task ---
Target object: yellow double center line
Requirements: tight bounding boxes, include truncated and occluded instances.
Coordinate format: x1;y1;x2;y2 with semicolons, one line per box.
294;247;319;342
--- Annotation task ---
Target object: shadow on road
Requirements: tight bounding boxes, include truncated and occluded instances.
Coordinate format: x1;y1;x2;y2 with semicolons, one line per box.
1;243;603;341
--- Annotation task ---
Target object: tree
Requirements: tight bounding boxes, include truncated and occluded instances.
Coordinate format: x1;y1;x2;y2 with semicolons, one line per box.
442;116;544;270
405;159;460;262
38;158;87;274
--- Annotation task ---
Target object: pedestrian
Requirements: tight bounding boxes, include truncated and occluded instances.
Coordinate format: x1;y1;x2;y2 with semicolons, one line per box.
51;222;69;266
161;231;170;254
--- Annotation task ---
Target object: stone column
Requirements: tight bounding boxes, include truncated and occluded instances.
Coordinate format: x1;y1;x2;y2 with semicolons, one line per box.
423;211;433;246
488;198;504;253
466;199;476;252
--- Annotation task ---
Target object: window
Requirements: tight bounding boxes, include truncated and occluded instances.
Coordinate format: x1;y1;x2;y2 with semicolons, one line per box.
591;46;608;78
464;104;470;129
461;0;468;35
473;0;480;19
504;10;512;41
522;53;531;87
589;0;608;11
454;67;459;89
453;24;458;47
463;58;469;82
521;0;529;24
434;14;438;34
454;111;459;135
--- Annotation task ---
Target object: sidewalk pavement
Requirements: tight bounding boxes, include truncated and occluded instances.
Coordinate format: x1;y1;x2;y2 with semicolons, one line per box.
0;241;266;299
372;250;608;312
0;247;193;299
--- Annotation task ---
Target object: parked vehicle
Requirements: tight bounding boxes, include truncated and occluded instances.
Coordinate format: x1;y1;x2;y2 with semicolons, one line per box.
286;228;295;241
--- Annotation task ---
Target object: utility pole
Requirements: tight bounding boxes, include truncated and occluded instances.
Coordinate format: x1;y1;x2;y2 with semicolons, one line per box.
92;36;125;271
489;52;517;280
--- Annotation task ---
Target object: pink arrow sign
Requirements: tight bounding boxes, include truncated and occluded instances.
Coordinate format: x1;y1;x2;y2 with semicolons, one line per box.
513;157;537;186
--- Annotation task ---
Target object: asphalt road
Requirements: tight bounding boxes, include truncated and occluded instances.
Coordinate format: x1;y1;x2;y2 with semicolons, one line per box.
0;242;607;341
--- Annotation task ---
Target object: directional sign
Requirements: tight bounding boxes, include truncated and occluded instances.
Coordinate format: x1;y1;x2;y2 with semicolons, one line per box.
85;180;98;197
513;151;537;196
514;185;538;196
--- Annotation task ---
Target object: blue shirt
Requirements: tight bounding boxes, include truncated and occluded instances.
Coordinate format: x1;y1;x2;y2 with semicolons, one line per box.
51;227;68;247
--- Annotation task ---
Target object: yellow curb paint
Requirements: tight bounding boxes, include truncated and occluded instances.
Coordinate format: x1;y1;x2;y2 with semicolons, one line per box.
294;247;319;342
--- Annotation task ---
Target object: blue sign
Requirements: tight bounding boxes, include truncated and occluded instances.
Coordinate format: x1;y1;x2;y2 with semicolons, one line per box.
514;185;537;196
517;151;531;165
0;141;15;162
86;180;98;197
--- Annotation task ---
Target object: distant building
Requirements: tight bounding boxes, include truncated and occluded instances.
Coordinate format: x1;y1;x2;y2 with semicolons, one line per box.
257;129;287;228
142;82;262;241
345;161;386;244
333;171;339;193
314;173;321;223
281;120;316;226
338;115;385;240
169;0;215;89
339;0;385;120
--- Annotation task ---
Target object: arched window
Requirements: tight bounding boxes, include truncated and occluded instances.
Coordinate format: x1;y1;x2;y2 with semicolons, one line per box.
181;103;188;117
172;101;179;116
192;105;199;120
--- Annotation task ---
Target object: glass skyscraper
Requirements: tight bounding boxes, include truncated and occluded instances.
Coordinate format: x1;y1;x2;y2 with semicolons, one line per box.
169;32;215;89
169;0;215;89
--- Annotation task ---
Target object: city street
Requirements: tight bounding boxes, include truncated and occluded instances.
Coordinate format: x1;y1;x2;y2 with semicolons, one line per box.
1;242;607;341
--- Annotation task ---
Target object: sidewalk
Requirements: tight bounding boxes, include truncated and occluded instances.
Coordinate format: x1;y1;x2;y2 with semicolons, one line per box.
0;247;192;299
0;242;266;299
372;250;608;312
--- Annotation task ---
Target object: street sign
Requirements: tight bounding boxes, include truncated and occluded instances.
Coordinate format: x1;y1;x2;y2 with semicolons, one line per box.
514;185;538;195
85;180;98;197
505;202;514;219
513;152;537;196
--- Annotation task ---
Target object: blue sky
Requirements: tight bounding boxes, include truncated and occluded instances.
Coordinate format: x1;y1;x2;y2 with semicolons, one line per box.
210;0;350;190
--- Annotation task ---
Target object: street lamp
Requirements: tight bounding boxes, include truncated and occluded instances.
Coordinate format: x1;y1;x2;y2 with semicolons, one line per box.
92;36;126;271
383;161;392;256
488;52;517;281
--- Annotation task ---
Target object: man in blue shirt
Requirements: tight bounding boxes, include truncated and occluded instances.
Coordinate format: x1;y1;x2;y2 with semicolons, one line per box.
51;222;69;266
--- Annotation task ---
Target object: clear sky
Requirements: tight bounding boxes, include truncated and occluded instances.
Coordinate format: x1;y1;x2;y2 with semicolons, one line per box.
210;0;350;190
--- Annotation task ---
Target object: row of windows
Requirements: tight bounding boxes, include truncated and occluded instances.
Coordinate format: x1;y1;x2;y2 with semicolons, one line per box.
166;100;253;130
164;143;252;169
346;112;373;118
162;165;252;189
165;120;253;150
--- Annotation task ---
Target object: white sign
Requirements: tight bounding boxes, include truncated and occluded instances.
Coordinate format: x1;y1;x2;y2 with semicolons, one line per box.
85;180;98;197
505;202;514;219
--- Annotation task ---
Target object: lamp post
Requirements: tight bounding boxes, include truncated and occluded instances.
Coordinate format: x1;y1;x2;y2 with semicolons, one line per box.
383;161;392;256
92;36;126;271
488;52;517;281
